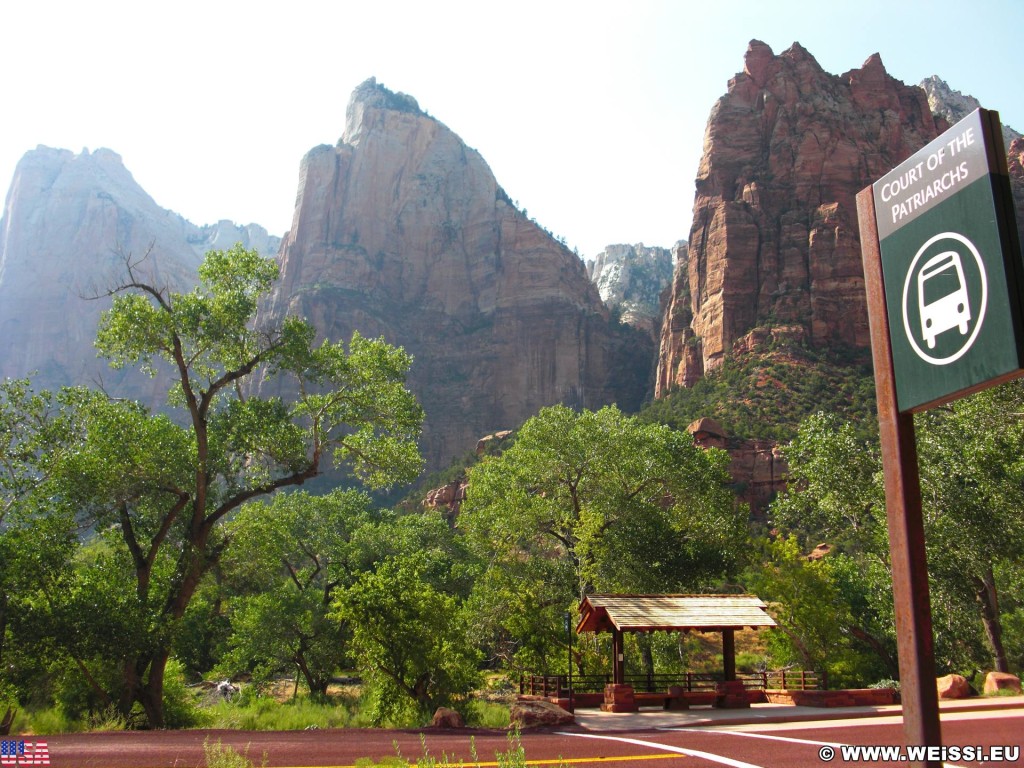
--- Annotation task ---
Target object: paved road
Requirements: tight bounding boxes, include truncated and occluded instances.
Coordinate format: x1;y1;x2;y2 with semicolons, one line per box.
30;706;1024;767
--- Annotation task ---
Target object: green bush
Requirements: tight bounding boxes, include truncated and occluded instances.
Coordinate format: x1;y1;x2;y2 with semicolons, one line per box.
464;700;509;728
162;659;209;729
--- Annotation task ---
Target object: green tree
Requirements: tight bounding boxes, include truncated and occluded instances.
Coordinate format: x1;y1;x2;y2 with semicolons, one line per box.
460;404;745;674
50;245;422;727
222;489;380;697
770;387;1024;680
770;412;886;553
333;554;481;724
915;384;1024;673
746;536;895;685
0;380;80;732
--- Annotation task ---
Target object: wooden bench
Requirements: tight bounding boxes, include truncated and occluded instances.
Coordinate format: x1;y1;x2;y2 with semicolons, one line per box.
633;689;691;710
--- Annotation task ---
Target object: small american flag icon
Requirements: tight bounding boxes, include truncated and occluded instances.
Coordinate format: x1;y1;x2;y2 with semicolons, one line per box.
0;740;49;766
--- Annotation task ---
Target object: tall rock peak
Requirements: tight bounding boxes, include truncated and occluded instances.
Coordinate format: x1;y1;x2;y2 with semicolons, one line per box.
268;81;651;471
781;41;818;64
344;77;424;145
0;146;280;398
657;41;943;396
587;243;675;336
742;40;776;86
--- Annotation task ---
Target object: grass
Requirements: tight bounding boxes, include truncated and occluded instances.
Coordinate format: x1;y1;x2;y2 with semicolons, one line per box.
14;687;510;735
355;729;568;768
203;694;371;730
203;738;267;768
11;704;130;735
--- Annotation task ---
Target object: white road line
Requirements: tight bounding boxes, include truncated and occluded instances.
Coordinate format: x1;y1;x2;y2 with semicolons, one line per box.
554;731;766;768
659;729;968;768
660;728;847;748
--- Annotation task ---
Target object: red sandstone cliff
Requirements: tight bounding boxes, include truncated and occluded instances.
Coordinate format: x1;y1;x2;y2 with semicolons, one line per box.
657;41;947;395
262;79;651;471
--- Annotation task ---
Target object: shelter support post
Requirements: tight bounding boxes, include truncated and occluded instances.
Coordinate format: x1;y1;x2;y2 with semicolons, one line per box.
612;628;625;685
722;628;736;681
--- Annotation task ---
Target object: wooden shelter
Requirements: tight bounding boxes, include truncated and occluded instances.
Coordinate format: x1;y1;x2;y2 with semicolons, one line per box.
576;594;777;685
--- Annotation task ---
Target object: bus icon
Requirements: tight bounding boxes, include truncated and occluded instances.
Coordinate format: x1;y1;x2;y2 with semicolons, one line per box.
918;250;971;349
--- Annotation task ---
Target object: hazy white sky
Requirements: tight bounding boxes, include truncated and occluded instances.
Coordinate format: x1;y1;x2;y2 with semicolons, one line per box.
3;0;1022;260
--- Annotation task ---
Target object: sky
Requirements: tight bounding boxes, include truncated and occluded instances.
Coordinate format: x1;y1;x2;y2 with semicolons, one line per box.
2;0;1023;261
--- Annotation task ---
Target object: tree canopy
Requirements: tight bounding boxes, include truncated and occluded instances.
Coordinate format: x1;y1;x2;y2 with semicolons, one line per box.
460;404;746;673
767;385;1024;681
34;245;423;727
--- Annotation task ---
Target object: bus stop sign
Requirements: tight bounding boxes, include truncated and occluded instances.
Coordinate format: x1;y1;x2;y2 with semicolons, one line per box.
873;108;1024;412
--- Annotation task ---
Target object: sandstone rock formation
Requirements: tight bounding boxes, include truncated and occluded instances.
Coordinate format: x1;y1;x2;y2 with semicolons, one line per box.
262;78;651;471
587;243;675;335
805;543;832;561
920;75;1022;151
476;430;513;455
982;671;1021;695
424;479;467;518
687;417;786;515
0;146;280;400
936;673;971;699
657;41;947;395
429;706;465;728
509;698;575;728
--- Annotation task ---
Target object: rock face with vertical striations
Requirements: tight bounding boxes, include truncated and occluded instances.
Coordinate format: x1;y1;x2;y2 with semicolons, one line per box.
261;79;651;471
656;41;948;395
0;146;280;400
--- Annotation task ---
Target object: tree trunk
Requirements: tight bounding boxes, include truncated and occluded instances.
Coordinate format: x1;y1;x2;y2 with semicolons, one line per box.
138;651;169;729
412;671;433;711
638;634;655;678
118;659;140;719
848;625;899;679
296;655;328;699
974;567;1008;673
0;706;15;736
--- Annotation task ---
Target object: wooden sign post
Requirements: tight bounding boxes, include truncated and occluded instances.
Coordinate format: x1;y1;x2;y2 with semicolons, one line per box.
857;108;1023;768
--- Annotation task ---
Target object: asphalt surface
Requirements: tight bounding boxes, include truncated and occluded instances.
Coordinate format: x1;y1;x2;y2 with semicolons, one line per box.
23;695;1024;767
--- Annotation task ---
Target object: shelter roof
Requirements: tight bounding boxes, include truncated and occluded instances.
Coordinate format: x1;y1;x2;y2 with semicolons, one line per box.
577;594;776;633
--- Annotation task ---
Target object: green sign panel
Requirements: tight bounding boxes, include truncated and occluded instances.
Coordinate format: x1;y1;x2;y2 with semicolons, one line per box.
873;108;1024;412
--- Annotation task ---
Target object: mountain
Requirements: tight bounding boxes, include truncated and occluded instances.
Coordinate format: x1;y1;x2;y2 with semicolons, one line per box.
921;76;1024;244
260;78;652;471
920;75;1022;150
0;146;280;399
658;41;965;397
647;41;1024;514
586;243;676;335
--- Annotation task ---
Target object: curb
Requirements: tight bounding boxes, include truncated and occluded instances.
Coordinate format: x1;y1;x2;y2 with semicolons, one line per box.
571;696;1024;732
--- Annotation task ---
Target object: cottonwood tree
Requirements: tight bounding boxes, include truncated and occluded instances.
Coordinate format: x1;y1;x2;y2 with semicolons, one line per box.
460;404;745;674
222;489;381;698
0;381;80;732
915;384;1024;673
53;245;422;727
770;389;1024;678
333;552;480;724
